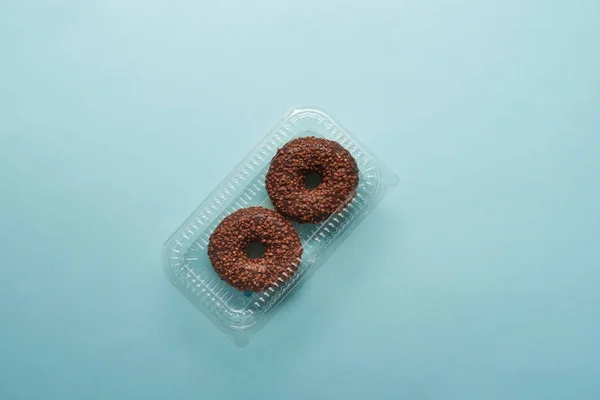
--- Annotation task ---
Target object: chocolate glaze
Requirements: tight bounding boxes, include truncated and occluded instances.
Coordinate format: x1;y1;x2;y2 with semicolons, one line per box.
266;137;359;223
208;207;303;292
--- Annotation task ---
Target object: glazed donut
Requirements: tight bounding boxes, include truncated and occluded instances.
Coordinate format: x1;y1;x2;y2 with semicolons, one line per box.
266;137;359;223
208;207;303;292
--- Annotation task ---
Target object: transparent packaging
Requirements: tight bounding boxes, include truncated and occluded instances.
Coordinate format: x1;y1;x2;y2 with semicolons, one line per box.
163;107;398;345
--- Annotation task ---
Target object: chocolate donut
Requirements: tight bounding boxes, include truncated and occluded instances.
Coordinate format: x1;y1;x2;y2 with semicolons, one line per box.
266;137;359;223
208;207;303;292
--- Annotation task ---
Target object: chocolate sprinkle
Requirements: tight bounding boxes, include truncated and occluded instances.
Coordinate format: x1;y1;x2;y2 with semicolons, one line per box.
266;137;359;223
208;207;303;292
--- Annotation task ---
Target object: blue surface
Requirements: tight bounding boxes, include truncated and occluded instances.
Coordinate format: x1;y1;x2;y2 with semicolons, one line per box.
1;1;599;399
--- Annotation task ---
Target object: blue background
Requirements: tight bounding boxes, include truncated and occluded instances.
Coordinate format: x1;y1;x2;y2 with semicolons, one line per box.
1;1;599;399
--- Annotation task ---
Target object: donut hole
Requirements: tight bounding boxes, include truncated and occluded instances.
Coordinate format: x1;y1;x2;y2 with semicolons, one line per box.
245;240;265;259
303;171;322;190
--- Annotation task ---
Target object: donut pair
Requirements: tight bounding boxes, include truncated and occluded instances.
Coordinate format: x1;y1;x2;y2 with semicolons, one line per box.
208;137;359;292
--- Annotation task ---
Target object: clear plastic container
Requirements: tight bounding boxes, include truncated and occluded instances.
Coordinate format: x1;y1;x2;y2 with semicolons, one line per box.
163;107;398;345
